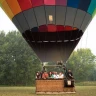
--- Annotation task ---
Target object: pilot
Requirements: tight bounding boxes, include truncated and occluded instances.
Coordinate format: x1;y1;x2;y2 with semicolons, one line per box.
67;69;74;79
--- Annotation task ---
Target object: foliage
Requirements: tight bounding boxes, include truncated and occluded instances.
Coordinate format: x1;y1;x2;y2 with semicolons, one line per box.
76;81;96;86
0;31;96;85
66;48;96;81
0;31;42;86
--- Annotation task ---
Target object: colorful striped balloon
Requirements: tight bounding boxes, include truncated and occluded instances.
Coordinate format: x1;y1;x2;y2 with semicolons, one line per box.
0;0;96;62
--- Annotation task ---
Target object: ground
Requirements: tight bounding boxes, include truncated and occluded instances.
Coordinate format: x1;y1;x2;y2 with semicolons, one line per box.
0;86;96;96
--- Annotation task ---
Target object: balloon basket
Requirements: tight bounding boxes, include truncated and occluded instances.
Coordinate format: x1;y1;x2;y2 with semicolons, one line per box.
36;79;76;94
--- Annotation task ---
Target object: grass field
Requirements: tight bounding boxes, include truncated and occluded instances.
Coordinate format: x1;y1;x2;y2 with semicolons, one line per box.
0;86;96;96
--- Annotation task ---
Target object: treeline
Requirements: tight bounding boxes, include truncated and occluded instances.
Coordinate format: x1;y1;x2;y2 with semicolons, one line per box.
0;31;96;86
0;31;42;86
66;48;96;82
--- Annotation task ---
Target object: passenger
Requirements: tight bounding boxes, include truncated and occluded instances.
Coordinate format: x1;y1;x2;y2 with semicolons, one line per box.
53;72;59;79
42;71;49;79
49;72;54;78
58;72;64;79
36;71;41;79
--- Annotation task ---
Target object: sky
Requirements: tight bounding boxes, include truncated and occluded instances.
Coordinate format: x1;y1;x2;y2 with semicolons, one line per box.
0;8;96;55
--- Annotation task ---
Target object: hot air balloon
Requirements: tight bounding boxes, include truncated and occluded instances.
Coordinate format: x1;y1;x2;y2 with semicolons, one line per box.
0;0;96;63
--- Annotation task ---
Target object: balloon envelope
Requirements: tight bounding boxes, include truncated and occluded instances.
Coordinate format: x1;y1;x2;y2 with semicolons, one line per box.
0;0;96;62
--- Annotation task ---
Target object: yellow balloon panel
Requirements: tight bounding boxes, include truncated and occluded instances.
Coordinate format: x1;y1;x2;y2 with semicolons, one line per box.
92;8;96;18
6;0;21;16
0;0;5;3
1;0;14;20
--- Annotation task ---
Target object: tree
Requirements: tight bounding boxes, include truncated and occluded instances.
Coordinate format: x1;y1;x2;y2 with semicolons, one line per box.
0;30;96;85
66;48;96;81
0;31;42;86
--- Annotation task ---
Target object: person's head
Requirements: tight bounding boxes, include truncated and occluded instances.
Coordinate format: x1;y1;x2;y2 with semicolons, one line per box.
55;72;57;74
60;60;63;63
68;69;71;72
44;71;47;74
36;72;39;75
59;72;62;75
49;72;52;75
57;61;59;63
53;71;56;75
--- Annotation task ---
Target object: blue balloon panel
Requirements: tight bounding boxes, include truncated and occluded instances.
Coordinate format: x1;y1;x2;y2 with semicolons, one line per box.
78;0;91;11
67;0;80;8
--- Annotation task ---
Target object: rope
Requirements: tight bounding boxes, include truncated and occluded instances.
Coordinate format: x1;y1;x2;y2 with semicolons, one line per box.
63;6;68;63
5;1;31;50
85;29;89;48
21;1;42;62
43;2;48;62
67;0;81;56
55;5;63;61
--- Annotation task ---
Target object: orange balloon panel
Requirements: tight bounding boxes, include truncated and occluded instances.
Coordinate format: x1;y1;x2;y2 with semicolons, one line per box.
64;26;73;31
73;27;78;30
6;0;21;15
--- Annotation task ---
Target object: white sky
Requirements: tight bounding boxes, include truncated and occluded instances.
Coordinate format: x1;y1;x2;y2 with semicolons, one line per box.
0;8;96;55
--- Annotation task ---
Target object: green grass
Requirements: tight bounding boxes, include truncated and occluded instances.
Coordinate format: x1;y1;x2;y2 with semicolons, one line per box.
0;86;96;96
76;81;96;86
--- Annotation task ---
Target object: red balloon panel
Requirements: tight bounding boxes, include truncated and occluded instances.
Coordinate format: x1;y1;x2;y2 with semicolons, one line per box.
64;26;73;31
56;0;67;6
39;25;48;32
17;0;32;11
56;25;64;32
47;25;56;32
44;0;55;5
31;0;44;7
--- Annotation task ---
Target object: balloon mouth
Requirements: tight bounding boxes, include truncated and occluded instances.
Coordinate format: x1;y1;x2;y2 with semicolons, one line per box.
31;25;78;32
22;25;83;42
